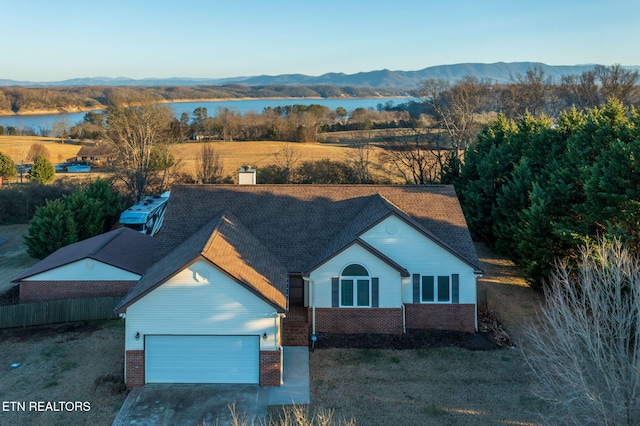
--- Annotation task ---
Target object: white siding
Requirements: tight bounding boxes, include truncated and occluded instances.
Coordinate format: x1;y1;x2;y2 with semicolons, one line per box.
309;243;402;308
124;260;279;352
23;259;141;281
359;215;477;304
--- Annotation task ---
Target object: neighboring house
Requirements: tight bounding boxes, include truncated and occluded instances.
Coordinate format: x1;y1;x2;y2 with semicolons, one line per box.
75;143;115;166
14;228;156;303
115;184;483;388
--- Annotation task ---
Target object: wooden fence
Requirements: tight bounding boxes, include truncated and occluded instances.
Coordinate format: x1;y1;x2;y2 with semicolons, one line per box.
0;296;121;329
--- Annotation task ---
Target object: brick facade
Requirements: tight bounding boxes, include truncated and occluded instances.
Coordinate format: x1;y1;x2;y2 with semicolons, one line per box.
259;349;282;386
281;319;310;346
314;308;404;334
19;280;137;303
405;303;476;333
125;350;145;388
124;347;282;388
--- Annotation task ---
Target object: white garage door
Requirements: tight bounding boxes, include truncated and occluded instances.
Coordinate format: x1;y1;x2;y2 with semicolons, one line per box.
145;335;259;384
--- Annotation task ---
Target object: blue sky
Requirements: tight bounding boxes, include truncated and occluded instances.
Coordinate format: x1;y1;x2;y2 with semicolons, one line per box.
2;0;638;81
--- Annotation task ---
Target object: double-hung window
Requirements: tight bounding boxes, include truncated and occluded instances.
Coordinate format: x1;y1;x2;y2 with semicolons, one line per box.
421;275;451;303
340;264;370;307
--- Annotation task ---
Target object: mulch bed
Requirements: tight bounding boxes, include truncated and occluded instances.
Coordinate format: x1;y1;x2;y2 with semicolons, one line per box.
312;328;499;351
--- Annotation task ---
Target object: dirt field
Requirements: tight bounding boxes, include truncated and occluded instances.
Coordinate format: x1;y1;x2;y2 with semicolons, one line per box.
0;224;545;425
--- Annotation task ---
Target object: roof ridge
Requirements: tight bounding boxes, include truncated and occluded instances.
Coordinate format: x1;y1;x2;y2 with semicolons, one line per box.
87;227;125;257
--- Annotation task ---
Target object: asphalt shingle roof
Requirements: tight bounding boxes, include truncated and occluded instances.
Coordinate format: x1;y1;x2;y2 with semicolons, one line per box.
117;184;481;314
13;227;156;281
155;184;481;270
116;211;288;313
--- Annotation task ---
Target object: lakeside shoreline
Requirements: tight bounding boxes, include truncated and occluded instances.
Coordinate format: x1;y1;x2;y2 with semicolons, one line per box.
0;96;409;118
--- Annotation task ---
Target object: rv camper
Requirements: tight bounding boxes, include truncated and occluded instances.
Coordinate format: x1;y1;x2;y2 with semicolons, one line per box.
119;191;170;236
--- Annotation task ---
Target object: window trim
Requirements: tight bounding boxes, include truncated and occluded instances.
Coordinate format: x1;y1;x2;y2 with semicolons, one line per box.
339;264;371;308
420;275;452;304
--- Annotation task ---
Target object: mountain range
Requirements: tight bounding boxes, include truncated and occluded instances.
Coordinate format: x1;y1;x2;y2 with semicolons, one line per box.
1;62;638;89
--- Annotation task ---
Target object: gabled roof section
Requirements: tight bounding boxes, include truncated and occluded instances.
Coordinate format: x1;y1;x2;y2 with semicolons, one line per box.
152;185;482;276
13;227;156;281
116;211;288;313
304;194;404;273
304;193;482;274
306;238;410;277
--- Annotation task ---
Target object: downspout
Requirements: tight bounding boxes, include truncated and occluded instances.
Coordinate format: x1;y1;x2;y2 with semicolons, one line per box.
277;313;286;385
401;303;406;333
302;276;316;342
475;272;483;332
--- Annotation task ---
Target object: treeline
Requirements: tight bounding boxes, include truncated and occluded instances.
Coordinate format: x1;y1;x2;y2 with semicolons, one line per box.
455;99;640;288
0;84;405;115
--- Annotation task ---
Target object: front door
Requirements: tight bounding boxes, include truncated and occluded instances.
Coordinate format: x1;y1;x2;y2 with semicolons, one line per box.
289;274;304;307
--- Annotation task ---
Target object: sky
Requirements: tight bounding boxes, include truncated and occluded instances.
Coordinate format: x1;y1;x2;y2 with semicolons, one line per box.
2;0;639;82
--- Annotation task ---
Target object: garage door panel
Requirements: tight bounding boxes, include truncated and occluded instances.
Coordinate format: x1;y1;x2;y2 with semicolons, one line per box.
145;335;259;384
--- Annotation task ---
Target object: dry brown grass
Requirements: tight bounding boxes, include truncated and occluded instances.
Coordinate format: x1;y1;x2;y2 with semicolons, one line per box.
0;136;397;182
308;347;543;425
0;136;82;164
0;321;126;426
475;242;543;341
172;141;360;178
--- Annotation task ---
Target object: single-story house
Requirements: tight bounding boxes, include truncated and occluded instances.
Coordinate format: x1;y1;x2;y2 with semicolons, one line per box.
14;227;156;303
75;143;116;166
115;184;483;388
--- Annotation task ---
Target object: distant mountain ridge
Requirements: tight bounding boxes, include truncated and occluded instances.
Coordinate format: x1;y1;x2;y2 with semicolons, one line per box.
2;62;639;88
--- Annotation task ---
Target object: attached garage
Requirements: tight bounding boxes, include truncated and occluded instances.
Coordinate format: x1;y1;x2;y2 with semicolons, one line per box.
145;335;259;384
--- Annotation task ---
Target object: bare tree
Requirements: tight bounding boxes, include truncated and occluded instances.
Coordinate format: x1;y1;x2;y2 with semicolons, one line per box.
418;76;491;151
559;71;599;110
499;65;563;118
195;143;224;184
378;129;448;184
523;238;640;425
27;143;51;161
273;144;300;183
349;136;373;183
104;96;176;201
594;64;639;105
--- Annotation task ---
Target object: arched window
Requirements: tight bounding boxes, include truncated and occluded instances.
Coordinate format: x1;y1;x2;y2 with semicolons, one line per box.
340;264;370;307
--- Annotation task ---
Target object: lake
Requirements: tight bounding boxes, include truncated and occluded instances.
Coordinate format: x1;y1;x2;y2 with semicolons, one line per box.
0;97;412;132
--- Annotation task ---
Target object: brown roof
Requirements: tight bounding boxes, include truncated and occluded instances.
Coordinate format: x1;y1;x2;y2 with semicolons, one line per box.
117;184;481;314
76;144;115;157
116;211;288;313
14;227;156;281
155;184;481;271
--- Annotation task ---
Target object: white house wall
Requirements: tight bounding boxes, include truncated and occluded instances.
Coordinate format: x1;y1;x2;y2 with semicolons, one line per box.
359;215;477;304
23;259;141;281
124;260;279;352
309;243;402;308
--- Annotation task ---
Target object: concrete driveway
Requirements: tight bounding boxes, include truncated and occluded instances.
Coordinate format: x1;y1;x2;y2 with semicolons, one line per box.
112;347;309;425
112;384;269;425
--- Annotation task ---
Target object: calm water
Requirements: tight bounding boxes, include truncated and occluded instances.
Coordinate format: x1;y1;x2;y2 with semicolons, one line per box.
0;97;411;132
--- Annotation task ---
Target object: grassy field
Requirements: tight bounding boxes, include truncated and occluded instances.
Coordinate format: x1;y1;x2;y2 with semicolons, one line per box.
0;135;395;183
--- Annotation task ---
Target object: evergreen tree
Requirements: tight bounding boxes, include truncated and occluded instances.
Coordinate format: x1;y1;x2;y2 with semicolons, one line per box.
83;178;125;232
63;191;104;241
29;155;55;184
24;199;77;259
0;151;17;180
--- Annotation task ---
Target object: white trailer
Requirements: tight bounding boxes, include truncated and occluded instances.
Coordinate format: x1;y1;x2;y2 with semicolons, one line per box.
119;191;170;236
